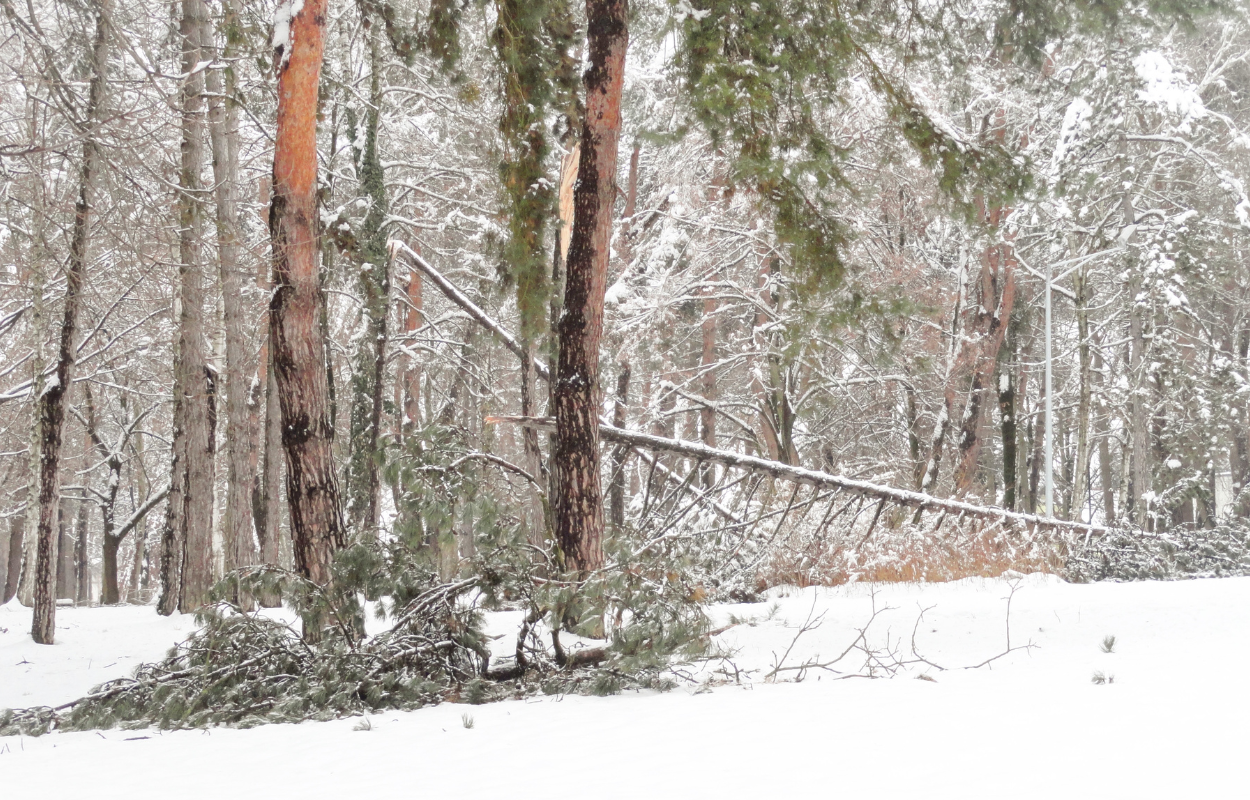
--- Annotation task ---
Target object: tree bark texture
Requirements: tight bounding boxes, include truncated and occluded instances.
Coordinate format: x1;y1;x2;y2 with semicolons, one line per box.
608;359;630;528
172;0;215;613
998;361;1016;511
126;428;149;602
157;387;187;615
920;253;967;494
254;338;284;606
552;0;628;576
1067;265;1093;521
269;0;347;595
56;497;74;599
953;221;1016;497
74;497;90;604
30;0;110;643
84;386;124;604
402;268;423;431
2;514;21;603
201;0;258;595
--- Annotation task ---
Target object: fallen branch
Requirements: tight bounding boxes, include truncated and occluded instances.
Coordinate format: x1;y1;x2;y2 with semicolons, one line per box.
390;241;549;381
494;416;1108;536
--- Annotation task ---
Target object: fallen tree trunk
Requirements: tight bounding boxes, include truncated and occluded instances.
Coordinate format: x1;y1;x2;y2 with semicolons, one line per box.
494;416;1109;536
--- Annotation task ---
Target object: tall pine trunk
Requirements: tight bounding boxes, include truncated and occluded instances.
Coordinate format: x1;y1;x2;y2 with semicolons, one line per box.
997;357;1017;511
552;0;628;576
608;359;630;528
201;0;257;598
1067;265;1092;520
30;0;110;643
73;496;90;604
257;338;285;606
1092;342;1116;524
269;0;346;621
165;0;216;613
3;514;22;603
953;225;1016;497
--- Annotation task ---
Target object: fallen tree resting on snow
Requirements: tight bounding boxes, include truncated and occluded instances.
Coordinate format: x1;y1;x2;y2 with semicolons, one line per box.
493;415;1108;537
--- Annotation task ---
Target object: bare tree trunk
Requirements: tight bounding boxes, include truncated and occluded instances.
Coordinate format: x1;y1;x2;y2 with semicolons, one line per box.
170;0;215;613
3;514;21;603
1128;277;1151;527
362;279;389;537
699;282;717;487
257;338;284;607
402;268;423;433
29;0;111;644
127;429;149;602
552;0;628;576
752;257;783;463
269;0;346;621
998;358;1017;511
920;251;968;495
101;528;120;604
0;513;11;602
1026;360;1042;515
905;381;923;489
1068;265;1092;520
201;0;257;601
84;386;125;604
547;145;578;511
74;494;90;604
617;142;640;268
1092;342;1116;525
953;238;1016;497
56;497;74;599
157;388;187;615
608;359;630;528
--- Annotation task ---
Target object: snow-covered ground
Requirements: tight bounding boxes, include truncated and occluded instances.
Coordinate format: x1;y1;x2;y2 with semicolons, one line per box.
2;575;1246;798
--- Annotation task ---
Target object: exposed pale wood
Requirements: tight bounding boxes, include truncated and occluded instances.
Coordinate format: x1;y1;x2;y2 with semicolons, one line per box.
553;0;629;575
269;0;346;615
392;242;549;381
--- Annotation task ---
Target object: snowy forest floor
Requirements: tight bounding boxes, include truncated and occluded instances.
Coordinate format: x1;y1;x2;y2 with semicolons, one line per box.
2;574;1246;798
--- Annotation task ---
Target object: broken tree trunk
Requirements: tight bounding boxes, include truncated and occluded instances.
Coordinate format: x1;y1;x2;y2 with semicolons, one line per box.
269;0;346;625
552;0;629;576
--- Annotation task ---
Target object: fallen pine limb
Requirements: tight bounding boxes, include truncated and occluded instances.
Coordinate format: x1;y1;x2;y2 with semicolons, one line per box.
391;241;549;381
491;416;1109;536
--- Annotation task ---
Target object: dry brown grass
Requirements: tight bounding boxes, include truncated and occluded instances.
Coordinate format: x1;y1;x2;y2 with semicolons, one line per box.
756;522;1069;589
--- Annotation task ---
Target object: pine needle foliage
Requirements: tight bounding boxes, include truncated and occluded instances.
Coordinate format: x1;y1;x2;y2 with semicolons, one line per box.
670;0;1225;295
2;465;715;736
1067;521;1250;582
0;566;486;737
491;0;581;341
